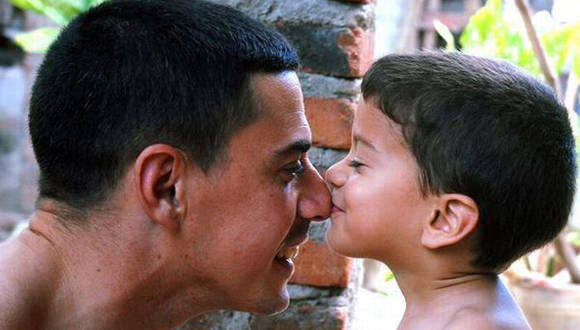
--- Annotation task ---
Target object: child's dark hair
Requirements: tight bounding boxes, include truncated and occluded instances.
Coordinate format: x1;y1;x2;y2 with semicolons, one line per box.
362;52;576;271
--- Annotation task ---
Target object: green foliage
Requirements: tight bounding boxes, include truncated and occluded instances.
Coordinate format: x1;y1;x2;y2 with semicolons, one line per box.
13;27;60;53
458;0;580;79
460;0;537;74
567;231;580;247
384;269;395;282
542;23;580;78
7;0;105;53
437;0;580;234
444;0;580;165
546;256;555;277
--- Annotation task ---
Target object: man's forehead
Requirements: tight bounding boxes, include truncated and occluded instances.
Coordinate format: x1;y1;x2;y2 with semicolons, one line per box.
251;71;301;94
247;71;311;150
251;72;303;114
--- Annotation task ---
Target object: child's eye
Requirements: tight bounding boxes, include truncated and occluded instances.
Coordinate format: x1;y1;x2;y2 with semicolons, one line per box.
348;159;364;169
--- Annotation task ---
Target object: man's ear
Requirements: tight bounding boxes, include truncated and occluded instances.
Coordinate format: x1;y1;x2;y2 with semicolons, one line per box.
421;194;479;249
134;144;188;232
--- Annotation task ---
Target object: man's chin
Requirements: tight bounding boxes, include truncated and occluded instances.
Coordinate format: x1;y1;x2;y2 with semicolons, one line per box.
249;287;290;315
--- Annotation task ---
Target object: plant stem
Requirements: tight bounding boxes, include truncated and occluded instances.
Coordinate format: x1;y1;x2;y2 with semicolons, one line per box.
565;73;579;116
523;254;532;271
515;0;580;284
514;0;562;99
554;233;580;283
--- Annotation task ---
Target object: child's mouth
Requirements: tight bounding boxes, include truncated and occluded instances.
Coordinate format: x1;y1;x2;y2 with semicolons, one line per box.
331;203;344;214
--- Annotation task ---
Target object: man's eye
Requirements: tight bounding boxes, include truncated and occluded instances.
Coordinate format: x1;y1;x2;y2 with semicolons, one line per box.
285;161;305;178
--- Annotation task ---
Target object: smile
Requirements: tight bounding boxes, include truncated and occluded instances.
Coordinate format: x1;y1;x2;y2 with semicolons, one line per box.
331;202;344;214
276;246;300;260
275;234;307;261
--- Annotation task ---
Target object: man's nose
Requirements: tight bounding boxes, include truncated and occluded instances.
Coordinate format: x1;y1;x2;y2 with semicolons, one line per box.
297;161;331;221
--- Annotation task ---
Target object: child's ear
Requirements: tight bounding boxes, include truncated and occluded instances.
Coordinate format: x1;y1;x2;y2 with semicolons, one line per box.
421;194;479;249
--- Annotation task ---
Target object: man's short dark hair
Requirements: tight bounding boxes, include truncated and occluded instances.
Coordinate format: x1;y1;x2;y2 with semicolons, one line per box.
361;52;576;271
29;0;299;212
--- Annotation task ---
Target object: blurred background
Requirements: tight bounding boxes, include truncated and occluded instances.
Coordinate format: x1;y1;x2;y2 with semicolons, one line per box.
1;0;579;329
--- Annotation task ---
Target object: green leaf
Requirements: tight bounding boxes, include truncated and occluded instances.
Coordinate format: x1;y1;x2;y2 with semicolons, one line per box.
13;27;60;53
384;270;395;282
573;52;580;78
6;0;36;11
567;231;580;247
542;26;572;75
567;24;580;78
433;19;456;51
546;256;555;277
39;0;84;24
472;6;495;43
87;0;106;9
8;0;87;25
7;0;108;54
460;0;509;56
488;0;503;16
518;49;540;76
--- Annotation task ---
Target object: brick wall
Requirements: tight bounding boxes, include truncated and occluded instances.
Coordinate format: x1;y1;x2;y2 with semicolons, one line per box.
182;0;375;329
0;0;379;328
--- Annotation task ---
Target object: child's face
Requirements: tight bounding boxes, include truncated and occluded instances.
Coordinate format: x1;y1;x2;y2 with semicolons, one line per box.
325;101;436;263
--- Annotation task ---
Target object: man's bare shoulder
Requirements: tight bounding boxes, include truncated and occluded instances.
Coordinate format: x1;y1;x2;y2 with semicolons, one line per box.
0;286;33;329
445;306;531;330
0;239;36;328
0;235;55;329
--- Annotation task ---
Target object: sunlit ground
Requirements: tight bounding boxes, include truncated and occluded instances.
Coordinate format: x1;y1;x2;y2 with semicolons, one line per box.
352;261;404;330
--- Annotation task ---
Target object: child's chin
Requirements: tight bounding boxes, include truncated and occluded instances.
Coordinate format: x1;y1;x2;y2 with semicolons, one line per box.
326;230;359;257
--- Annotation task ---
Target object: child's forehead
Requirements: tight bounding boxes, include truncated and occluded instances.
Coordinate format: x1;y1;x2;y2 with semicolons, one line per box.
353;101;407;149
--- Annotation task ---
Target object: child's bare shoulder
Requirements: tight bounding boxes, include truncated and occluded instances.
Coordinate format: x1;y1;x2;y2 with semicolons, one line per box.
445;306;530;330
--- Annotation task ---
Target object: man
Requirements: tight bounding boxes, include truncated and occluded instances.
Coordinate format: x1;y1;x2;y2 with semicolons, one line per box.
0;0;331;328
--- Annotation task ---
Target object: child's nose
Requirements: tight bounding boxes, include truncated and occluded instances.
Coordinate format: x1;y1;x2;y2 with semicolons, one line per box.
325;160;348;189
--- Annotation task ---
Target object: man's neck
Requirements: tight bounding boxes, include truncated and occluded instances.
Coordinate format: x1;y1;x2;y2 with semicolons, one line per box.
2;207;210;329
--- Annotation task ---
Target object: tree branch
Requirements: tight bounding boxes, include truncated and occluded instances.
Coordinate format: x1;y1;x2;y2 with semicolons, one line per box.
554;233;580;283
514;0;561;99
515;0;580;284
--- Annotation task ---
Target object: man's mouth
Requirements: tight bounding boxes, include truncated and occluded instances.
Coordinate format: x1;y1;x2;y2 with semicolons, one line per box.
276;245;300;260
275;221;310;261
275;235;306;261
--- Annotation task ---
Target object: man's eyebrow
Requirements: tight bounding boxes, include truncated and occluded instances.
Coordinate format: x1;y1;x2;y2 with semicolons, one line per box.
353;134;377;151
273;140;311;158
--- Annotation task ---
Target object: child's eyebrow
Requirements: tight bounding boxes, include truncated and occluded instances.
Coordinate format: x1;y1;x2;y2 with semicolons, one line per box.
353;134;377;152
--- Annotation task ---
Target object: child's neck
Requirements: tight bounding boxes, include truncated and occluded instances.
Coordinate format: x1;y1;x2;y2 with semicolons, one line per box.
396;271;503;328
398;270;498;303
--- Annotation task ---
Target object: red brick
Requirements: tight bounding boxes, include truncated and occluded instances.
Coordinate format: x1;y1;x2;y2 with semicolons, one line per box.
290;240;354;288
337;27;374;77
305;98;355;150
275;23;374;78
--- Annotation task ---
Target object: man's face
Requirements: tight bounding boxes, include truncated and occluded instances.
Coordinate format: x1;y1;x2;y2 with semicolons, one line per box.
182;71;330;314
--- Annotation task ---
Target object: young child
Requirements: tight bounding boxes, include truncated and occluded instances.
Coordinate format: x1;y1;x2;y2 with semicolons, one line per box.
325;52;576;329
